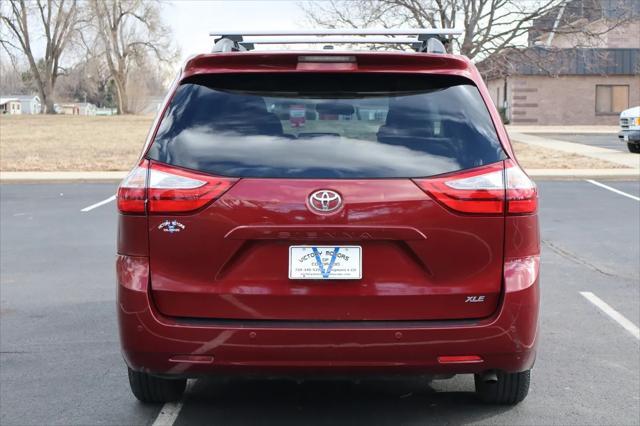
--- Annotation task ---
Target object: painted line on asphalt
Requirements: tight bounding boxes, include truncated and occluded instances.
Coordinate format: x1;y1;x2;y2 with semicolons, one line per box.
585;179;640;202
80;195;116;212
152;401;184;426
580;291;640;340
151;380;193;426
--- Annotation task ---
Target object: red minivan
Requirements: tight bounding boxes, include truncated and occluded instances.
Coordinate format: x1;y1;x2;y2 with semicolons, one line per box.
116;31;539;405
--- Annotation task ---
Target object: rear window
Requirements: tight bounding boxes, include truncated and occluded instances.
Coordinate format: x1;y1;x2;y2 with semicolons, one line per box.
148;73;506;178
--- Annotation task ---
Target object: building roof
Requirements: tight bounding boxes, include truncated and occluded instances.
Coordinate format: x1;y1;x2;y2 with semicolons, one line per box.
529;0;640;43
15;95;40;102
0;98;19;105
1;94;40;102
480;48;639;79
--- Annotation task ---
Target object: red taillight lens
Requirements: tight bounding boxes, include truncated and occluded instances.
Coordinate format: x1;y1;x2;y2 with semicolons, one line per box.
413;160;537;215
117;161;238;214
117;160;148;213
147;162;237;213
505;161;537;214
413;163;505;214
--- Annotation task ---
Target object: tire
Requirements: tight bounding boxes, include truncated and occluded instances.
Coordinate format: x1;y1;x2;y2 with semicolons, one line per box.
474;370;530;405
627;143;640;153
127;367;186;403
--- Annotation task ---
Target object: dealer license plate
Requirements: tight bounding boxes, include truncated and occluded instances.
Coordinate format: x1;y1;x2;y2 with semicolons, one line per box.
288;246;362;280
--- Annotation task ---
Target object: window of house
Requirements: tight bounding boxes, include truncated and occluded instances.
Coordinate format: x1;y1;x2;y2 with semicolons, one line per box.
596;85;629;114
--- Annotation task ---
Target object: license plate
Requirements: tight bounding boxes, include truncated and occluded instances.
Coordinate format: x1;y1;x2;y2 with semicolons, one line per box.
289;246;362;280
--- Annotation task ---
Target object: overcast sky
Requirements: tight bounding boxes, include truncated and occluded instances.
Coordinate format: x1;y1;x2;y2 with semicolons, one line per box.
163;0;309;61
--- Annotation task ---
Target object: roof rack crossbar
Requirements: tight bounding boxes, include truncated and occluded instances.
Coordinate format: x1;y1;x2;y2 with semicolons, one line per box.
238;37;422;45
209;29;463;37
210;29;462;53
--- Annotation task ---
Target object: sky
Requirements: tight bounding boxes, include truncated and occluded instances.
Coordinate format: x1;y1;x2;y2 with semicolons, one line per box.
162;0;310;61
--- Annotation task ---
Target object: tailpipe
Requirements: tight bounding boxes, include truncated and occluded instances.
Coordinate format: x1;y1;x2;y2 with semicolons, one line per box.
480;370;498;384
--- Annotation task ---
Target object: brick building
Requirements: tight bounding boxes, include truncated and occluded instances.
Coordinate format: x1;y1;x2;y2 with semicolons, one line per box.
481;0;640;125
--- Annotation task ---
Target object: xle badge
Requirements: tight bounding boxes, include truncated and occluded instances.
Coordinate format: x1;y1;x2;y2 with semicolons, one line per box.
158;220;185;233
465;296;485;303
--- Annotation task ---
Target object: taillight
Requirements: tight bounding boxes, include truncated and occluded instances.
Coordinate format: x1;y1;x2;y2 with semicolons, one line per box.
413;160;537;215
147;162;237;213
117;161;237;214
414;162;505;214
505;161;537;214
117;160;148;213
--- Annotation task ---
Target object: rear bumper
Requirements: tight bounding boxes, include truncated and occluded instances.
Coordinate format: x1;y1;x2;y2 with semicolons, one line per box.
117;256;539;377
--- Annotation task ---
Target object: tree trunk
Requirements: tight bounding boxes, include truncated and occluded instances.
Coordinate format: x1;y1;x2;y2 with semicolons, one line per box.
113;75;129;115
44;79;55;114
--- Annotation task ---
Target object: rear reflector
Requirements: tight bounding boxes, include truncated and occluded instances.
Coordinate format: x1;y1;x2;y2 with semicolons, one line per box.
413;160;537;215
438;355;483;364
169;355;214;364
117;161;238;214
504;255;540;292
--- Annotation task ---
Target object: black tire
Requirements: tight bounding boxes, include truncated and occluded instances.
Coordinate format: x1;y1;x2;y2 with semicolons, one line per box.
627;143;640;153
474;370;530;405
127;367;186;403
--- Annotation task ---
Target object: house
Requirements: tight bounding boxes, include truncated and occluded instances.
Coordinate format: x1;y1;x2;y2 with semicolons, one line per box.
95;107;117;116
480;0;640;125
13;94;41;114
77;102;97;116
58;103;80;115
0;98;22;115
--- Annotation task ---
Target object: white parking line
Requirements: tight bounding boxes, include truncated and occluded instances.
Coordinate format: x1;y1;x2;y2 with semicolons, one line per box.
151;380;192;426
586;179;640;202
580;291;640;340
80;195;116;212
152;401;184;426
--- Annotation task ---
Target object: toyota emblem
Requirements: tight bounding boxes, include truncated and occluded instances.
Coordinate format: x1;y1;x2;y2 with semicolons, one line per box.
309;190;342;213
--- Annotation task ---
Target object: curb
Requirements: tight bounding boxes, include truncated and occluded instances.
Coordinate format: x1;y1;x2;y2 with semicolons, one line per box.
0;171;127;183
506;126;619;134
526;169;640;179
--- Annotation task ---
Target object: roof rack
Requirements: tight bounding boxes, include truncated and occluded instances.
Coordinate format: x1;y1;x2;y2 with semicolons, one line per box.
209;29;463;54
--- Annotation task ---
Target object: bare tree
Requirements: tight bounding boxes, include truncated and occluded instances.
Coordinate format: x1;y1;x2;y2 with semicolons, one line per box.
91;0;176;114
0;0;79;113
300;0;635;60
0;53;26;94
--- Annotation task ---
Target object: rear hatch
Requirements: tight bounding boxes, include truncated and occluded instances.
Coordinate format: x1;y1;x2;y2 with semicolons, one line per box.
139;72;510;321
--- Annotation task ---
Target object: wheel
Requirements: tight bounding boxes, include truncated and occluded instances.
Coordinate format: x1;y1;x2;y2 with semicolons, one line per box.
474;370;530;405
627;143;640;153
127;367;186;403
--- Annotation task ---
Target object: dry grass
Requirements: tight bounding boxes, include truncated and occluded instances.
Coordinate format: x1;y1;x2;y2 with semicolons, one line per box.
511;141;626;169
0;115;154;171
0;115;622;171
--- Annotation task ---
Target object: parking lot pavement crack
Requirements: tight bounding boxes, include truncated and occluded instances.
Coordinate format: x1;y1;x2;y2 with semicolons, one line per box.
542;239;634;281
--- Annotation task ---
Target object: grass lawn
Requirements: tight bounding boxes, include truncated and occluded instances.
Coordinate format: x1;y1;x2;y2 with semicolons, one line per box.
0;115;153;171
0;115;624;171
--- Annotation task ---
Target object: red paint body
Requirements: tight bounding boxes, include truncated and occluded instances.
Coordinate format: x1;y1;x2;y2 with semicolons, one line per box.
117;51;540;378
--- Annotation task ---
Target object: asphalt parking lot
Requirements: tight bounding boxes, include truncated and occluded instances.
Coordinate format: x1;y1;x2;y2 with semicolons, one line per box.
1;179;639;426
534;133;627;152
